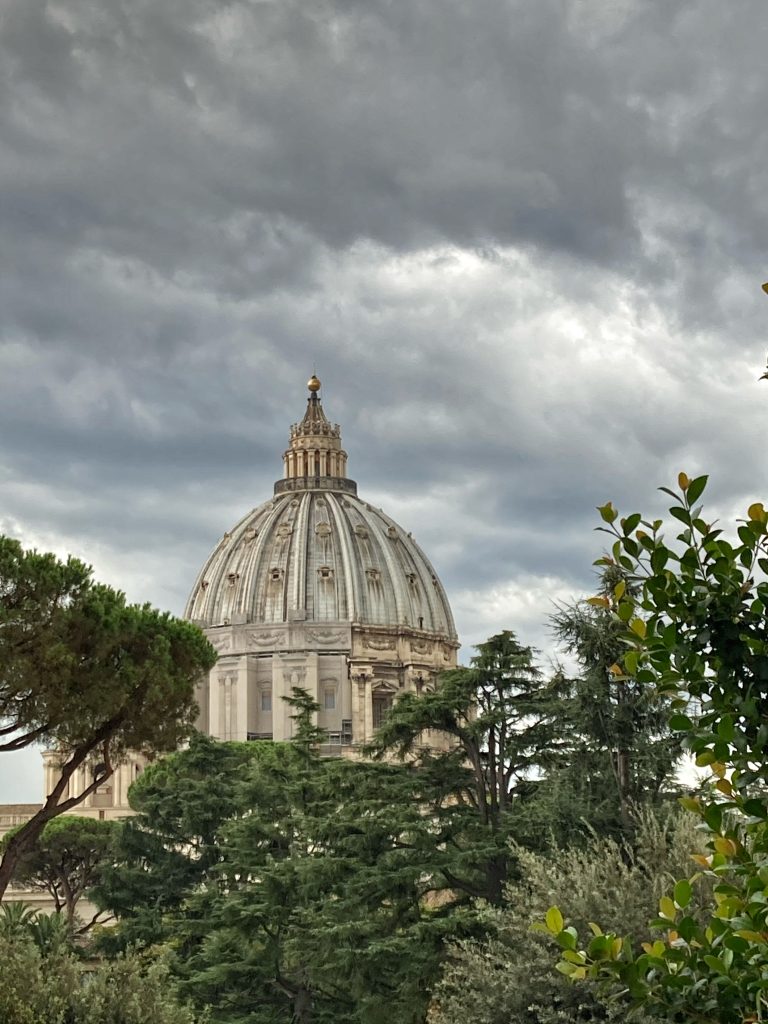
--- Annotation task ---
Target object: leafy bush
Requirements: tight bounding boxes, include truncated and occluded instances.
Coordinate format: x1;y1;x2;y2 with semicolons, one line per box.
0;935;204;1024
431;808;704;1024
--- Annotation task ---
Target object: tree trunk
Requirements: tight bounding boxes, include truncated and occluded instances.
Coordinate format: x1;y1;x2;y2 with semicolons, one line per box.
0;726;119;900
292;986;313;1024
485;853;508;906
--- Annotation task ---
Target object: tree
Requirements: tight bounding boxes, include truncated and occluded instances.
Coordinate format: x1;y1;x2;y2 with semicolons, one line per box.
549;593;680;839
370;631;572;902
98;711;478;1023
0;536;217;899
546;475;768;1023
1;816;120;933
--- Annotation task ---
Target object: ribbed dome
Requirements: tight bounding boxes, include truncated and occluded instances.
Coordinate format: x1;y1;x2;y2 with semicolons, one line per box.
185;490;456;636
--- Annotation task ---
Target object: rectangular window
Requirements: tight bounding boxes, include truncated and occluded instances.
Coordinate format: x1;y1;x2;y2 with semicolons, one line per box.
261;691;272;712
324;690;336;710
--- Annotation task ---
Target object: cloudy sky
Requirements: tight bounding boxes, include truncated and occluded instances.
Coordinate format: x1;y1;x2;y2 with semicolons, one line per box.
2;0;768;800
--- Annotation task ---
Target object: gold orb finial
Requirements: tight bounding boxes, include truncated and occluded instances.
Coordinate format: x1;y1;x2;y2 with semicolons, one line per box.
307;374;321;393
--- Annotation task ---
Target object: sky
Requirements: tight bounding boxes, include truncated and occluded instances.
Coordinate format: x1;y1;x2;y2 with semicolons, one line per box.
2;0;768;801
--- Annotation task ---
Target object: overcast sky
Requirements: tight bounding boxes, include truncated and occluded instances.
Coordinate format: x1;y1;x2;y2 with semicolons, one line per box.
2;0;768;801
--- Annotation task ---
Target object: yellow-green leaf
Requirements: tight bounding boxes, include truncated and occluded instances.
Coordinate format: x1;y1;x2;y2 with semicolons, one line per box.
629;618;647;638
659;896;676;920
546;906;564;935
563;949;586;964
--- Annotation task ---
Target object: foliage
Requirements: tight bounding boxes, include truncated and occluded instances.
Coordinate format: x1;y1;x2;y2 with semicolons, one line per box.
548;596;680;840
371;631;572;901
92;732;275;952
546;475;768;1022
99;716;479;1023
0;935;204;1024
432;807;702;1024
0;534;217;899
2;816;120;932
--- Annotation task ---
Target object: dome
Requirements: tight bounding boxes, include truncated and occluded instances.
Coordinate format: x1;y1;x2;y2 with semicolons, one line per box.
184;489;455;635
183;377;458;751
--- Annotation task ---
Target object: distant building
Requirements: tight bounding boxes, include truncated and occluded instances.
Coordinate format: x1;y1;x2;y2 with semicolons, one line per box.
1;376;458;841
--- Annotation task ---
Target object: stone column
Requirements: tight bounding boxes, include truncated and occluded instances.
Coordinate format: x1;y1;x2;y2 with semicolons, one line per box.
364;683;373;743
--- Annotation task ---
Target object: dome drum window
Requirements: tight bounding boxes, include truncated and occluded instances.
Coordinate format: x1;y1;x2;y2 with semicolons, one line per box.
318;566;334;580
270;568;284;582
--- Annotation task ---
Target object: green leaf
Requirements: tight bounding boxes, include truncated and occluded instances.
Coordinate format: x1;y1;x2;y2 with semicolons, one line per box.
686;475;708;505
679;796;701;813
670;507;692;525
717;716;735;742
742;799;768;819
674;879;692;908
546;906;564;935
597;503;618;524
695;750;716;767
659;896;676;920
621;513;642;536
669;714;694;732
703;954;727;974
650;547;669;573
623;650;640;675
703;803;723;832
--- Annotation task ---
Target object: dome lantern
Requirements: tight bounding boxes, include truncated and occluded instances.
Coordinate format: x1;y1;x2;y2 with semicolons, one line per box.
278;375;353;495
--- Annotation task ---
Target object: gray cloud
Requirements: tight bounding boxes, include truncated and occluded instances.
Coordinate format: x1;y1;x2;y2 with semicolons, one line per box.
2;0;768;799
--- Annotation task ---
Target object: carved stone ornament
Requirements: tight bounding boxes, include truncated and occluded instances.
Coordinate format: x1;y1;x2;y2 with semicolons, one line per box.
410;639;431;655
371;680;398;693
283;667;307;686
210;636;232;652
305;628;345;645
315;522;332;537
247;631;283;647
363;636;396;651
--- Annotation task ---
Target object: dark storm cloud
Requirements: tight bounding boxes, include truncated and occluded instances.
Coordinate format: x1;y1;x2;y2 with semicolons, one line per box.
3;0;768;797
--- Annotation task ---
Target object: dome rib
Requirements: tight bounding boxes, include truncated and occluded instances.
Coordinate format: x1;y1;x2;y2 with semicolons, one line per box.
185;489;456;638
